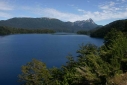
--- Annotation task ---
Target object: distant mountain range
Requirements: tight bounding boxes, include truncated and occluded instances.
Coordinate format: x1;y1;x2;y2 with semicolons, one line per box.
0;17;100;32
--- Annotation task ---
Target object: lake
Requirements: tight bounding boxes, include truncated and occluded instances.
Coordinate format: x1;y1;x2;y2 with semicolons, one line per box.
0;34;103;85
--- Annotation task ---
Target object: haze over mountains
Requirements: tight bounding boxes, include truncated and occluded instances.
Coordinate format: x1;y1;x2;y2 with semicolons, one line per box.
0;17;100;32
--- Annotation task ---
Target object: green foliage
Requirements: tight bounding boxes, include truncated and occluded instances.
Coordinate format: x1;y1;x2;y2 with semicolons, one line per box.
19;59;51;85
0;26;55;35
75;29;127;84
103;29;127;72
77;30;89;35
76;44;110;84
49;57;82;85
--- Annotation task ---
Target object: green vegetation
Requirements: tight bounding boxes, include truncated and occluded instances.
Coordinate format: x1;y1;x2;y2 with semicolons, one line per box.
19;29;127;85
77;29;98;35
90;19;127;38
77;30;89;35
0;26;55;35
19;59;51;85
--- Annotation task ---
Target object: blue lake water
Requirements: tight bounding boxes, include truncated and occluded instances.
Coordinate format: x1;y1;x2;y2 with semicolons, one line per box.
0;34;103;85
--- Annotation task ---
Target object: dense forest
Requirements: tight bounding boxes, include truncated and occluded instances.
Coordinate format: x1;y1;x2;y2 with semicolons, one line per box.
90;19;127;38
19;29;127;85
76;29;97;35
77;30;89;35
0;26;55;35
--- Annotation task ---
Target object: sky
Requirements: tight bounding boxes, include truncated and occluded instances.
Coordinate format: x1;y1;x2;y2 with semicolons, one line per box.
0;0;127;25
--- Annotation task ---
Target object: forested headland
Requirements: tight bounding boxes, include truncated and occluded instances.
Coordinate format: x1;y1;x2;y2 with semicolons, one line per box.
19;29;127;85
0;26;55;35
90;19;127;38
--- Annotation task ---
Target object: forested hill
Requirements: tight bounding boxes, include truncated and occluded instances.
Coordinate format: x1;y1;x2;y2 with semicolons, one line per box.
90;19;127;38
0;26;55;35
0;17;99;32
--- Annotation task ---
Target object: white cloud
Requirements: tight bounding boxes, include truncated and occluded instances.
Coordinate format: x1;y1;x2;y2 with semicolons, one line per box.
77;9;86;12
0;0;13;19
73;1;127;22
0;1;14;11
32;8;84;21
95;1;127;20
0;12;12;18
87;0;90;3
99;1;117;10
122;0;126;2
21;3;127;22
30;1;127;22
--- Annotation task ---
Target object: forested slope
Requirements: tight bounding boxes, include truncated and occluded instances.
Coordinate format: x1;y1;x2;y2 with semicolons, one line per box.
0;26;55;35
90;19;127;38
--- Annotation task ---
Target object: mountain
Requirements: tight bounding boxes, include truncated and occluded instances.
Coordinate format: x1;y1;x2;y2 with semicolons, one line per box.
73;18;96;27
0;17;99;32
90;19;127;38
71;18;99;32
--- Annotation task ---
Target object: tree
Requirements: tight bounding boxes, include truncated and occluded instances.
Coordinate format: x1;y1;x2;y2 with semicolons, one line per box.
49;57;81;85
19;59;51;85
76;29;127;84
103;29;127;72
76;44;110;85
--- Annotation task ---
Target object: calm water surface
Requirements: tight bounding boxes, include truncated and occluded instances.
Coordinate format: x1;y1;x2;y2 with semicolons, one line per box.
0;34;103;85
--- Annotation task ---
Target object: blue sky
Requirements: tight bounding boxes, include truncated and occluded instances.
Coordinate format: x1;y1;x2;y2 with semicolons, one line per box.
0;0;127;25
